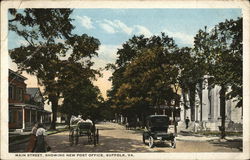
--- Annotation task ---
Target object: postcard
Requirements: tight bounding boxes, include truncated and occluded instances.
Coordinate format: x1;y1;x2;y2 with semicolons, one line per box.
1;0;250;160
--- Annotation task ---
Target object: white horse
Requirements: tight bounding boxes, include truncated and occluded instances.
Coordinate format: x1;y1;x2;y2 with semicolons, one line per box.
70;115;83;125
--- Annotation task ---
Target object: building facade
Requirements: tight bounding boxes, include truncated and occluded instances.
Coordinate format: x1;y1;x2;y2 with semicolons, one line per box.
179;77;242;131
9;69;51;132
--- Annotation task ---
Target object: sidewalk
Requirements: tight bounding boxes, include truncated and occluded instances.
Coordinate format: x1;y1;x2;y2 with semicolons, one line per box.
9;125;69;147
176;134;242;142
176;130;242;142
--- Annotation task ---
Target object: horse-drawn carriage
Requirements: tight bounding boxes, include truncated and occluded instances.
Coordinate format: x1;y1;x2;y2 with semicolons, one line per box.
69;116;99;146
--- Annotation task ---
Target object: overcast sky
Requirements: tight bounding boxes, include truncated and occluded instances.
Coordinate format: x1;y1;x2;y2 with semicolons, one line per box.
9;8;242;99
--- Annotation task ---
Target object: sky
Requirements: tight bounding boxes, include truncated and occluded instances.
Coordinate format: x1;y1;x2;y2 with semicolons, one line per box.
9;8;242;99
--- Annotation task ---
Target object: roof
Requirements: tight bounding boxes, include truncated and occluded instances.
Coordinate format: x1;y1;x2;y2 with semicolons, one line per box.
9;69;27;80
26;88;40;98
148;115;169;118
9;103;51;114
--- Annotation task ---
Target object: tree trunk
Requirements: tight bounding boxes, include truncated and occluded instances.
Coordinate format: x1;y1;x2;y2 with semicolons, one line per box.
173;106;177;136
189;84;196;121
182;89;187;120
220;85;226;139
66;114;71;128
50;95;59;130
198;81;203;121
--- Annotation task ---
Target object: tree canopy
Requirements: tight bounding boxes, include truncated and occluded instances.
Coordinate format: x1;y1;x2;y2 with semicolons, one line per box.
9;9;102;129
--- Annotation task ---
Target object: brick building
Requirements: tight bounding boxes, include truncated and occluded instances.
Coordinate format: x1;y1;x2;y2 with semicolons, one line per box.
9;69;51;132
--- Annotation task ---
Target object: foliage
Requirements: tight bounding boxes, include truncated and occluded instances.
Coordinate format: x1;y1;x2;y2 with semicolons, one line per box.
194;17;242;107
9;9;101;129
59;60;103;120
193;17;242;138
107;33;183;120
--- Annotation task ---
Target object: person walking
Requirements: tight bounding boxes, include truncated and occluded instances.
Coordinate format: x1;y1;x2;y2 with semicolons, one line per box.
185;117;190;129
34;123;47;152
26;122;38;152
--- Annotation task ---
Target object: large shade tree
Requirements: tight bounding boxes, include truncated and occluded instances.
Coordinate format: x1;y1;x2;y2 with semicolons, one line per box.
59;60;102;125
9;9;101;129
193;17;242;138
108;33;183;132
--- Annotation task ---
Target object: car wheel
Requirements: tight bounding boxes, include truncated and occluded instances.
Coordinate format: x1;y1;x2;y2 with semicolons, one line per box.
148;136;154;148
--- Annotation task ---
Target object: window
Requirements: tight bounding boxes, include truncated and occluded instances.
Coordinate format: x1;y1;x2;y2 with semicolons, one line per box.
9;85;14;99
9;110;16;123
19;88;23;101
16;87;24;102
9;110;13;123
25;109;30;122
18;110;22;121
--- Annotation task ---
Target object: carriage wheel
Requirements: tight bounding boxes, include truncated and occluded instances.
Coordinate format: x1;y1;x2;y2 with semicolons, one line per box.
69;129;74;146
171;137;176;148
87;131;92;144
75;129;79;145
148;136;154;148
96;129;99;144
93;130;96;146
142;135;146;144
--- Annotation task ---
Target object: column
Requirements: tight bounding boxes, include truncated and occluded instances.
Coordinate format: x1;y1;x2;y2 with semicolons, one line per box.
196;105;199;121
202;78;209;121
22;107;25;130
36;110;38;122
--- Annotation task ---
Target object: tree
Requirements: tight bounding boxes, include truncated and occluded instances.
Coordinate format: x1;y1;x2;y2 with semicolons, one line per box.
108;33;183;132
193;17;242;138
175;47;206;122
9;9;101;129
59;60;102;125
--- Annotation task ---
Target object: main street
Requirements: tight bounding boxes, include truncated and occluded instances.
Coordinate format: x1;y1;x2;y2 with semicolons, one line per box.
11;122;242;152
47;122;241;152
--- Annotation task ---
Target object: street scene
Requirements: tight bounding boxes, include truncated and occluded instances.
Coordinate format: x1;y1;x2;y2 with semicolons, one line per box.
5;5;245;157
10;122;242;152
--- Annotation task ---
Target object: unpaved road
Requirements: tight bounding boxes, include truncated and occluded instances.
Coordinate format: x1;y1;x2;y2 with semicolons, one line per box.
10;122;242;152
46;122;241;152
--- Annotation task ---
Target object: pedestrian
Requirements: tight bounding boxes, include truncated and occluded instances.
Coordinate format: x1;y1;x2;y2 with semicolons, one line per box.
26;122;38;152
185;117;190;129
34;123;48;152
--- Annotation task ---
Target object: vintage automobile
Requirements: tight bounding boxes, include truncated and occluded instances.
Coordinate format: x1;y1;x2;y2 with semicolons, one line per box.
142;115;176;148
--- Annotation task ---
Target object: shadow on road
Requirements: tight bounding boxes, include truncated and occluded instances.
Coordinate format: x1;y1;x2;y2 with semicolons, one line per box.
47;133;174;152
209;139;243;152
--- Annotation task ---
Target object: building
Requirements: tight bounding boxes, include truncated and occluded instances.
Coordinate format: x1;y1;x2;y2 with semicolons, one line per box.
179;77;243;131
9;69;51;132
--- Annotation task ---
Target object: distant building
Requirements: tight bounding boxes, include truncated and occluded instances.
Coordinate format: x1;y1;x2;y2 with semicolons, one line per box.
9;69;51;132
179;77;242;131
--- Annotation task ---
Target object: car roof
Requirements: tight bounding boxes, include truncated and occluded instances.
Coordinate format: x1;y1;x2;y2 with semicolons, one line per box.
148;115;168;118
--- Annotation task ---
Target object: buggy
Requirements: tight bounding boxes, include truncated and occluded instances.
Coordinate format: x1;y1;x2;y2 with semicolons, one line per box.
142;115;176;148
69;121;99;146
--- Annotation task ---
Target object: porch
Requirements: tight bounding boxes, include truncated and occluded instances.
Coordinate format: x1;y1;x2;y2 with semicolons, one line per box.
9;104;51;132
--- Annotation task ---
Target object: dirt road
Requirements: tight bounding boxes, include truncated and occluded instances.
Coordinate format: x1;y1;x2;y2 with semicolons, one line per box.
45;122;241;152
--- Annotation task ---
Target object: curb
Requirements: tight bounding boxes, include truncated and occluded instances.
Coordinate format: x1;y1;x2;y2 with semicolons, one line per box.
176;137;219;142
176;136;242;142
